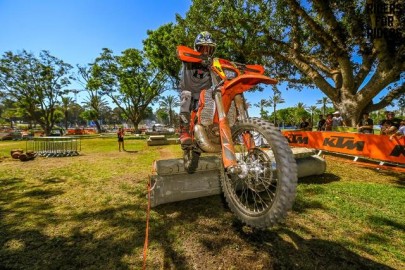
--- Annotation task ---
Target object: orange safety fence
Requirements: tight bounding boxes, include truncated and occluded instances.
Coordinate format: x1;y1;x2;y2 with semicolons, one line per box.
66;128;97;135
282;131;405;165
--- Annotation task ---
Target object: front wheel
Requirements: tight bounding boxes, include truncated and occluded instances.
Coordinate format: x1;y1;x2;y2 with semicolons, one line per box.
221;118;297;228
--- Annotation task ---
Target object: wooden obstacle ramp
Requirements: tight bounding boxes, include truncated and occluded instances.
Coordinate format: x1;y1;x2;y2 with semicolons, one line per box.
149;147;326;207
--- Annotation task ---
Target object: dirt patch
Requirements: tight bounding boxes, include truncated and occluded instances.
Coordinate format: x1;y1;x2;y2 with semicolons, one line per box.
157;147;177;159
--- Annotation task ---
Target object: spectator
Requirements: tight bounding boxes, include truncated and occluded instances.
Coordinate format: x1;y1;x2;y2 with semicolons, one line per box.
357;112;374;134
390;120;405;140
323;113;333;131
317;115;326;131
381;111;402;135
332;111;345;129
117;127;125;151
299;117;311;131
379;111;391;134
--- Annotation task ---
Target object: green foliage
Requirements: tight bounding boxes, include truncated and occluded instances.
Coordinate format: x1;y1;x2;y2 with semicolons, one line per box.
269;106;311;126
316;97;333;116
143;23;188;87
155;108;169;124
0;50;73;135
159;95;180;126
145;0;405;125
88;48;168;131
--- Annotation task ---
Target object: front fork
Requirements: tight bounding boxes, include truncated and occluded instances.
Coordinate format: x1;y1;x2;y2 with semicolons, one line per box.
213;90;241;174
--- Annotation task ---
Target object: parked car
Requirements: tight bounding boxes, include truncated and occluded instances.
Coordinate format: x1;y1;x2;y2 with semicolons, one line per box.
0;130;22;140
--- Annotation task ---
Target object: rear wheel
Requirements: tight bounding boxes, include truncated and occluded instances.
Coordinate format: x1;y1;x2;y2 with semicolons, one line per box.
221;117;297;228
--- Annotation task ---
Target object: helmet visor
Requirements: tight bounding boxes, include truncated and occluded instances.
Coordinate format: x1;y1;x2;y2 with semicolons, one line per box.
197;45;215;56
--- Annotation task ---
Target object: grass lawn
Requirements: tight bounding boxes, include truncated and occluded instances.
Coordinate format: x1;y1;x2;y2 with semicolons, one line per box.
0;137;404;269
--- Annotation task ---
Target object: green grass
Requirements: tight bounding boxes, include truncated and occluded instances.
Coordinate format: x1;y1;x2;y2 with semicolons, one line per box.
0;138;404;269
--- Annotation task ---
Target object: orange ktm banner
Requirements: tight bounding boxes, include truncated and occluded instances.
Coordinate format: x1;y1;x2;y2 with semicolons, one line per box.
282;131;405;164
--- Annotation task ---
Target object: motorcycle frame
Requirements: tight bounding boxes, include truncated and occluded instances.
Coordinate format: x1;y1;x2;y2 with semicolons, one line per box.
177;46;278;172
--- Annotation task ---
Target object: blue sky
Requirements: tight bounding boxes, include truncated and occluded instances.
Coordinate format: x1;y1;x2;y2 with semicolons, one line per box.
0;0;358;117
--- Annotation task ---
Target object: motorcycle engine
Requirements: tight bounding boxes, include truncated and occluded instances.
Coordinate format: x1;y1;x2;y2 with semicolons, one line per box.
199;88;237;127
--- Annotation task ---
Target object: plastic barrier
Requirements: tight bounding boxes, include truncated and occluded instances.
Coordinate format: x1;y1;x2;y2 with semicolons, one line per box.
282;131;405;165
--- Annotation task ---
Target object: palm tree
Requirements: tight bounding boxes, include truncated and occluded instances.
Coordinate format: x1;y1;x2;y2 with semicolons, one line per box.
82;95;108;133
254;99;270;118
307;105;318;128
269;92;285;125
295;102;306;110
316;97;332;116
159;95;180;127
61;96;74;130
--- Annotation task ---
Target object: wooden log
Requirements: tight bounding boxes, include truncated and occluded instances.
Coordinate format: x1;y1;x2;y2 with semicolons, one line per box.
11;149;23;159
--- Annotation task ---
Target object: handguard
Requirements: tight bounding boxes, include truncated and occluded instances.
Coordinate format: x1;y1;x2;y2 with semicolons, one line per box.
176;46;203;63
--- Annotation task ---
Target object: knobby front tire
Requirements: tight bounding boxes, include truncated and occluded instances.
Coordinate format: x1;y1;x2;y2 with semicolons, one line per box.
221;118;298;228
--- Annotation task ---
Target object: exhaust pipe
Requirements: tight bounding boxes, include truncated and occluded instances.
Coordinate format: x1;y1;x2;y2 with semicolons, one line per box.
194;124;222;153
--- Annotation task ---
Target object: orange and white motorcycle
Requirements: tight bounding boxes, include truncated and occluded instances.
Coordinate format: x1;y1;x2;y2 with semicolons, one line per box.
177;46;297;228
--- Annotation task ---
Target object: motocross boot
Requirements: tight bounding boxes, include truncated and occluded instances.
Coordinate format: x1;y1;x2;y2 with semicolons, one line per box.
179;112;192;147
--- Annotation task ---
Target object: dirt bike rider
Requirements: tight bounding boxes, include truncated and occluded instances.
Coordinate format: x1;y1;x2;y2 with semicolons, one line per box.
178;31;216;148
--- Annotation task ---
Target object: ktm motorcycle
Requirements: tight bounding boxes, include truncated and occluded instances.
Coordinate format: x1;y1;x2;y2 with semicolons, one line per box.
177;46;298;228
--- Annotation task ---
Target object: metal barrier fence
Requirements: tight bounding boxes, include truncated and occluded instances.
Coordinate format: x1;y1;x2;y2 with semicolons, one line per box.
27;137;81;157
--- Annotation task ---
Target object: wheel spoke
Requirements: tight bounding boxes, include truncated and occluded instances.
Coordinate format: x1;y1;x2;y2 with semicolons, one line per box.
229;126;281;214
220;118;297;228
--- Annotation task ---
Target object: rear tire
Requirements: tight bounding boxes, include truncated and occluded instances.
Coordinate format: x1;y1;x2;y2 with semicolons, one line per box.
220;117;297;228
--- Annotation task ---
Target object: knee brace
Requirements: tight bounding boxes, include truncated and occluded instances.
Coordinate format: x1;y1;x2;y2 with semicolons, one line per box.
180;90;191;113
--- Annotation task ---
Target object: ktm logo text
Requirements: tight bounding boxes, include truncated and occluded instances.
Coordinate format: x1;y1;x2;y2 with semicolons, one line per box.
323;136;365;151
390;145;405;157
286;134;309;144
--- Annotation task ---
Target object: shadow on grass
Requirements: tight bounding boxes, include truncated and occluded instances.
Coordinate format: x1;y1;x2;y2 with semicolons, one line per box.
150;190;399;269
150;196;224;269
124;150;138;154
363;167;405;187
41;177;67;184
299;173;340;185
367;215;405;231
232;224;394;270
291;195;327;213
0;177;147;270
0;174;398;270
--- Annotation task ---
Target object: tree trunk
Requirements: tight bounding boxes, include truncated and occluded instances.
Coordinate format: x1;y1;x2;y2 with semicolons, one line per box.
334;101;362;127
64;111;69;130
94;119;102;133
131;119;140;133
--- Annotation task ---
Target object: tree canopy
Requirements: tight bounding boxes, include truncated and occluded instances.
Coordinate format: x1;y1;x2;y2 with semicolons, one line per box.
0;50;73;135
144;0;405;125
87;48;168;132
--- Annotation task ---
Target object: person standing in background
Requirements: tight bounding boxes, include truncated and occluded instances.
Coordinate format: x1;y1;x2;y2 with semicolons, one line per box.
357;112;374;134
117;127;125;152
317;115;326;131
332;111;345;129
323;113;333;131
299;117;311;131
390;120;405;140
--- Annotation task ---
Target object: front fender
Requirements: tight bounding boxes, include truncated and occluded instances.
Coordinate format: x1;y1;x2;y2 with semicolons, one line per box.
224;74;278;93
